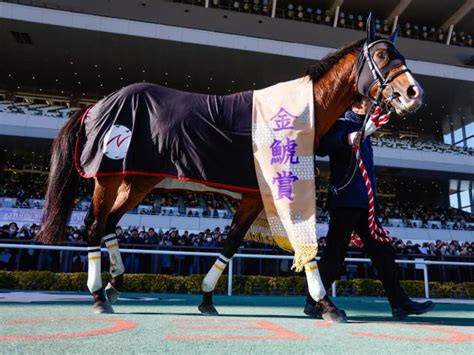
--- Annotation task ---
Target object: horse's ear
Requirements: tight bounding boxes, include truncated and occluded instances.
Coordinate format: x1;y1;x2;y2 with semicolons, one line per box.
366;12;376;44
389;25;400;44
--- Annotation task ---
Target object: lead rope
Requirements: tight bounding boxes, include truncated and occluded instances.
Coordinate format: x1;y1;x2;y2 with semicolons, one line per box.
350;108;392;247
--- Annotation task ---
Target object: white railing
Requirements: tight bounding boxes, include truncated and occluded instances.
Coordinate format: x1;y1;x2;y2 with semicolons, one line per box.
1;243;473;299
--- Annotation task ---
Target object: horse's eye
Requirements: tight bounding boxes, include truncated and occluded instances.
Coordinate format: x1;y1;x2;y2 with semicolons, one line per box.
377;52;386;60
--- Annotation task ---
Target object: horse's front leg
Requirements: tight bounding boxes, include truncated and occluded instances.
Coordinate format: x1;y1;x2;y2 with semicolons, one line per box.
303;259;347;323
304;259;326;302
199;192;263;316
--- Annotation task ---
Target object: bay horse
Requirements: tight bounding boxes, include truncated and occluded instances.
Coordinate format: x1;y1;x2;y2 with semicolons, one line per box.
39;15;423;320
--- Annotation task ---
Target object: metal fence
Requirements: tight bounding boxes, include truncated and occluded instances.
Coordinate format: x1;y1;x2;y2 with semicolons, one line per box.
1;243;473;299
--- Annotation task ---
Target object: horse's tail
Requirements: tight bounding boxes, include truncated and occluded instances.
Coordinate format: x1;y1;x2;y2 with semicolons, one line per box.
38;106;90;245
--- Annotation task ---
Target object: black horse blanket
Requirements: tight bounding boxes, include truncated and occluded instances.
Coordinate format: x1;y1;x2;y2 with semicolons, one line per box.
75;83;259;192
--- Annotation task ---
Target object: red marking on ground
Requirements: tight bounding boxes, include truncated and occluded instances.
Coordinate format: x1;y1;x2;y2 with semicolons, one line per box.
314;321;474;343
172;319;255;323
0;318;137;341
350;323;474;343
176;326;263;330
313;321;333;327
166;319;307;340
106;134;131;147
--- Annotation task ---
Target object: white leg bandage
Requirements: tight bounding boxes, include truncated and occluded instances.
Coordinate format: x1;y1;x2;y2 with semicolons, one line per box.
305;260;326;302
87;246;102;293
103;234;125;277
202;254;229;292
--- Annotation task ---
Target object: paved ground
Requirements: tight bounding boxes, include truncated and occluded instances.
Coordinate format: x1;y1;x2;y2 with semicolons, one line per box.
0;291;473;354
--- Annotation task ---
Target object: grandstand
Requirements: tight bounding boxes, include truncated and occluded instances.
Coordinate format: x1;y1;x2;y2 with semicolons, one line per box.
0;4;473;353
0;0;473;277
0;0;474;292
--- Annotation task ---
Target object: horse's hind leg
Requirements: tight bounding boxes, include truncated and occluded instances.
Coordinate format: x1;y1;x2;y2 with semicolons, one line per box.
86;176;122;314
199;192;263;315
102;176;163;303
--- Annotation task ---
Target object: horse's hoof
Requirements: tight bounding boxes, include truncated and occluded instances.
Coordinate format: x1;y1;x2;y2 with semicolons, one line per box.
304;297;347;323
322;309;347;323
198;304;219;316
105;283;121;304
93;301;114;314
304;302;322;318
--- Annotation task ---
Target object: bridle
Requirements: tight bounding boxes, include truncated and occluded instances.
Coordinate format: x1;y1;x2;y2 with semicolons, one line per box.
329;38;409;195
356;39;410;111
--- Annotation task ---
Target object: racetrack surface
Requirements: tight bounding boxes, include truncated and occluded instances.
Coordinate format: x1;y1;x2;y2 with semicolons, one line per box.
0;292;473;354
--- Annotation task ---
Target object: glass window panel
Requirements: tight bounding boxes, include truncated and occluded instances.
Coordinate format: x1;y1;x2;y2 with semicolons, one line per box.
449;179;458;191
460;180;470;190
453;128;463;144
443;132;452;145
466;137;474;149
460;190;470;207
449;193;459;208
465;122;474;137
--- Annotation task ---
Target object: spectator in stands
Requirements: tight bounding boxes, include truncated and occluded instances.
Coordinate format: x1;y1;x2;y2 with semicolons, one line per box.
0;247;13;269
158;235;173;274
123;228;142;273
68;230;83;243
7;222;18;238
145;228;159;244
115;226;127;244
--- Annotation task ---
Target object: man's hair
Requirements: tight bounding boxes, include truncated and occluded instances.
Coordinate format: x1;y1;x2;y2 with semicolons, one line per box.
352;95;365;105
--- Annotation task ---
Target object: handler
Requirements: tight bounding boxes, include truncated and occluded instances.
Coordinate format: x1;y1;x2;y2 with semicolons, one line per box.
305;96;434;320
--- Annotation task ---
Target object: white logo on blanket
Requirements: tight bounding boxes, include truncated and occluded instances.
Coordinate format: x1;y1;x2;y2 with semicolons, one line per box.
103;124;132;160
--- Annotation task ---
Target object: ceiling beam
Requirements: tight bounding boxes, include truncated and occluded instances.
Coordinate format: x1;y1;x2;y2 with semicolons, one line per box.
441;0;474;31
386;0;412;23
328;0;344;15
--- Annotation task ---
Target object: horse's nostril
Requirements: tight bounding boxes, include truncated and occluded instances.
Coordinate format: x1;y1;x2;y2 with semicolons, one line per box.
407;85;419;99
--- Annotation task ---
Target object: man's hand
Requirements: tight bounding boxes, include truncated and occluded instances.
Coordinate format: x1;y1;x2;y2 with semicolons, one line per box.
365;107;391;137
347;131;362;147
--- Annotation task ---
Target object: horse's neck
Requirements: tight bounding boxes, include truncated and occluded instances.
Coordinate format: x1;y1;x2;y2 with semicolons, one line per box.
314;52;359;138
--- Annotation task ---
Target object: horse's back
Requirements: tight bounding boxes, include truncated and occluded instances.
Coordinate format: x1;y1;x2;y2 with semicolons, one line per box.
77;83;258;191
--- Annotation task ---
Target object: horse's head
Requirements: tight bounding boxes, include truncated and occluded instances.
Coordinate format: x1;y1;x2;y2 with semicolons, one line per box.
356;13;423;116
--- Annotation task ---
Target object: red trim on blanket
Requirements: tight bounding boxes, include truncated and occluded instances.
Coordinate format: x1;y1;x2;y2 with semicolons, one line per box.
73;107;259;194
74;105;93;179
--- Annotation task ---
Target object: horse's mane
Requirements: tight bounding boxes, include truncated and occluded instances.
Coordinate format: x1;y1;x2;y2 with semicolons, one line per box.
306;38;366;81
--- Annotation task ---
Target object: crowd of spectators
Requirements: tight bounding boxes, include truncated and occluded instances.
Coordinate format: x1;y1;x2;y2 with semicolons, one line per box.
2;221;473;257
391;239;474;257
379;201;473;230
183;192;200;207
372;136;474;156
0;172;235;217
1;172;472;229
0;173;46;202
1;221;472;277
0;100;79;118
176;1;473;47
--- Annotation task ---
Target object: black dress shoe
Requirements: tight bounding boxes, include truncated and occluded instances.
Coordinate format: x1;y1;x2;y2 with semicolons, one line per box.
304;296;347;323
392;299;435;320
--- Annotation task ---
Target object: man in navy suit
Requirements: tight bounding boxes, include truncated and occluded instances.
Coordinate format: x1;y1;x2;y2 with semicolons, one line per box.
305;96;434;320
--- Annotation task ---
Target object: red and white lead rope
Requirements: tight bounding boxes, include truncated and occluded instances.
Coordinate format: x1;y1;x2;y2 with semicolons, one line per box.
350;107;391;248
